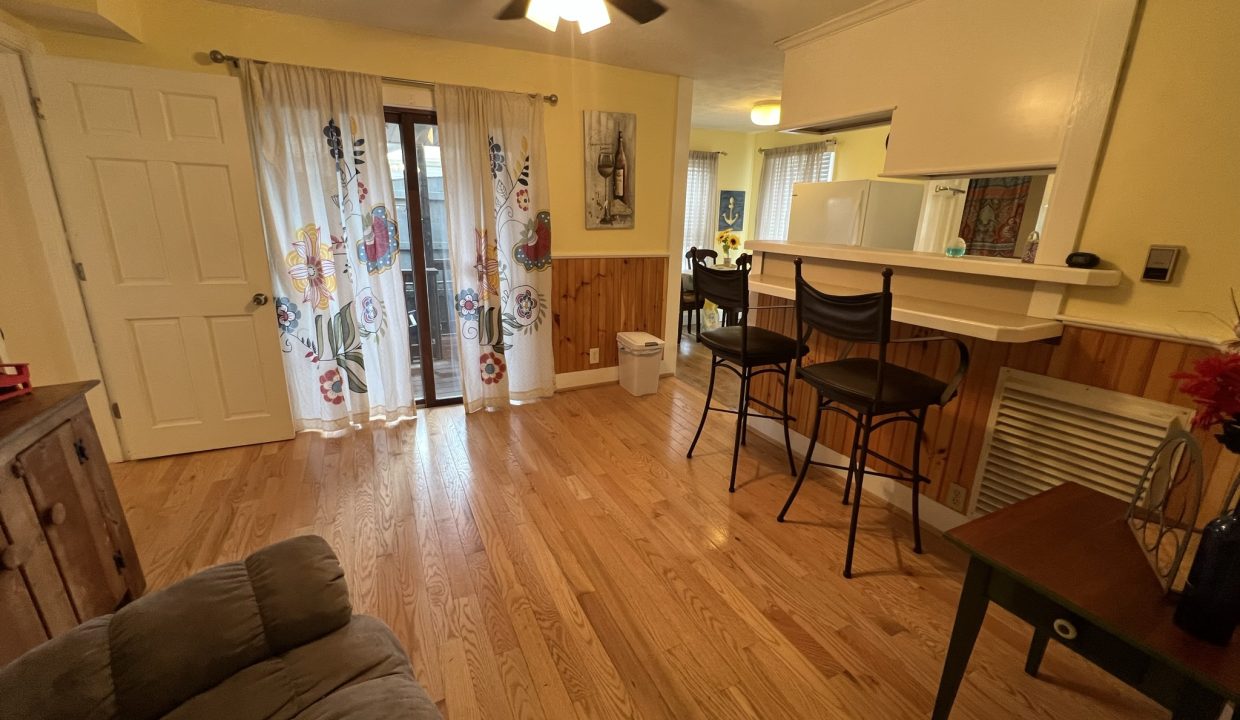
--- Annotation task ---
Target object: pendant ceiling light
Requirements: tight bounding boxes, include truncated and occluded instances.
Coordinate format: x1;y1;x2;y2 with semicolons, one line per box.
526;0;611;33
751;100;782;127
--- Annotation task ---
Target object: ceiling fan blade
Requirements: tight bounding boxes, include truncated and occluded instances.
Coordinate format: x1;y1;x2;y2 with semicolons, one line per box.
495;0;530;20
610;0;667;24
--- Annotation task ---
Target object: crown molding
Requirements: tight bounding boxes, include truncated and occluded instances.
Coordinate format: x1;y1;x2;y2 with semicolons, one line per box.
777;0;924;51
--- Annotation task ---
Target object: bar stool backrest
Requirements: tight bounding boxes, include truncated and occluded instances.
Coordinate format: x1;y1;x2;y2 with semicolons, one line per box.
794;259;895;406
691;250;752;360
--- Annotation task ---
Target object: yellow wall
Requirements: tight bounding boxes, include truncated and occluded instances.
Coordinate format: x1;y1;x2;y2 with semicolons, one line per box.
0;73;78;381
33;0;682;257
688;128;756;246
1064;0;1240;342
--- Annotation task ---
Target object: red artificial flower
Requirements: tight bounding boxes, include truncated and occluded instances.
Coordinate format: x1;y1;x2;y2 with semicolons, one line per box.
1173;352;1240;429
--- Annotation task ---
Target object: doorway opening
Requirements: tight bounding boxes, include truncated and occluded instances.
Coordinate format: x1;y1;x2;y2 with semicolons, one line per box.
385;109;462;406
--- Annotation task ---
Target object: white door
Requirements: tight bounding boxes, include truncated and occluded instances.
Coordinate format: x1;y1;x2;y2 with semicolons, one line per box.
32;57;292;459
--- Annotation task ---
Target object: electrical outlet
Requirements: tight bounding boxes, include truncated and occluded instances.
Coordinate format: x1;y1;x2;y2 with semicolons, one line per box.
946;483;968;513
589;347;600;364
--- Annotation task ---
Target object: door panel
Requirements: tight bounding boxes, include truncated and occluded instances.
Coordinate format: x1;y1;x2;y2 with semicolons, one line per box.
34;57;293;458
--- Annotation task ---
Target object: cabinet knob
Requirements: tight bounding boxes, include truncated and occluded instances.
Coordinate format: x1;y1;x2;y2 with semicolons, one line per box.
1052;618;1079;641
45;502;67;526
1;543;31;570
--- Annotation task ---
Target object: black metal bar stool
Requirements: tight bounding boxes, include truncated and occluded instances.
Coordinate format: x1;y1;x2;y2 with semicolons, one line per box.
686;251;805;492
777;260;969;578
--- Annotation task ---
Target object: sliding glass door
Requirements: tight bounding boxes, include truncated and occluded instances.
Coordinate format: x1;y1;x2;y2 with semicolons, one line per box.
385;109;462;406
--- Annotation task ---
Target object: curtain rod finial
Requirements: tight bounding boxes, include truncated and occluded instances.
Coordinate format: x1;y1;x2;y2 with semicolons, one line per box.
208;50;228;64
546;94;558;106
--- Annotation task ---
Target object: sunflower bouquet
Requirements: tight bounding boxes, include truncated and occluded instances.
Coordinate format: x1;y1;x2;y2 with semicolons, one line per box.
716;231;741;264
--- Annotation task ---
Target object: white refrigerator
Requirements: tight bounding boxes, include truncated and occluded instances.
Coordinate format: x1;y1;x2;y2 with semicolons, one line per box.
786;179;924;250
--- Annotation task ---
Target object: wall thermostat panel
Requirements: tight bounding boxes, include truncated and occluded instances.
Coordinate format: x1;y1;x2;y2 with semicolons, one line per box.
1142;245;1183;283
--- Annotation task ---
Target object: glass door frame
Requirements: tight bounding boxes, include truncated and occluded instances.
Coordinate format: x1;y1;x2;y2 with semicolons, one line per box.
385;108;459;408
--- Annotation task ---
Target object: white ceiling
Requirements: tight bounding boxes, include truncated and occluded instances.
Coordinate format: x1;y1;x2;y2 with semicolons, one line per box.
207;0;873;131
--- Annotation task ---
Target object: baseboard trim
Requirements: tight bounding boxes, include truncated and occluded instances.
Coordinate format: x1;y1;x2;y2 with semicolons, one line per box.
555;366;619;390
747;416;970;532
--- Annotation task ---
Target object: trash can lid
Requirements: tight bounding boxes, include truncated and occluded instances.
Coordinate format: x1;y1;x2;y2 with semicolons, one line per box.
616;331;664;351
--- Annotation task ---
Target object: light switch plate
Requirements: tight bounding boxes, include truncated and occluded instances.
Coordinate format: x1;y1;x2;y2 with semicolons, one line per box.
1142;244;1184;283
589;347;600;364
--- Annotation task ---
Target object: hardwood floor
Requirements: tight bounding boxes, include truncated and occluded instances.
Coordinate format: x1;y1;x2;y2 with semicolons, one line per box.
111;378;1163;719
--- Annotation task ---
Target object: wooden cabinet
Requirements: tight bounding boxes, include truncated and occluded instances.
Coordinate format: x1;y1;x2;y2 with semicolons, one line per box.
0;382;143;665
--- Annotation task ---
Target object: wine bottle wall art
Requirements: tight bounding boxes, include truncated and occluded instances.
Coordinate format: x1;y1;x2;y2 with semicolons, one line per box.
584;111;636;230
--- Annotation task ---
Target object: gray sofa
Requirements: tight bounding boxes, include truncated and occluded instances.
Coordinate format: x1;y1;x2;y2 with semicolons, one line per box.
0;535;441;720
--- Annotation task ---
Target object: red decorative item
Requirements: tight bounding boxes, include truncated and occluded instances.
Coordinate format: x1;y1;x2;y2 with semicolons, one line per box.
0;363;32;401
1174;352;1240;453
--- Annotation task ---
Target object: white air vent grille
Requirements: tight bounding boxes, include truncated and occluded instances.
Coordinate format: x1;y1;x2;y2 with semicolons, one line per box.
970;368;1193;516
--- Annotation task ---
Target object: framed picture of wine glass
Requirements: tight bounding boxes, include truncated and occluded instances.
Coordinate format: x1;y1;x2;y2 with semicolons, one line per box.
584;110;636;230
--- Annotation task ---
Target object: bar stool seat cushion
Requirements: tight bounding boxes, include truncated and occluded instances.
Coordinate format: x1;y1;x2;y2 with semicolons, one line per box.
699;326;806;366
799;358;945;413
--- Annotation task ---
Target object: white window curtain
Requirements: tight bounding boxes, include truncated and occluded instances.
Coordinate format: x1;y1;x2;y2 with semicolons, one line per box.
240;61;415;433
683;150;719;257
753;142;835;241
437;85;554;412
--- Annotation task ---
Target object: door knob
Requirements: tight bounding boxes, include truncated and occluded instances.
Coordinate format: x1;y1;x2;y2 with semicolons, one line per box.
251;293;270;307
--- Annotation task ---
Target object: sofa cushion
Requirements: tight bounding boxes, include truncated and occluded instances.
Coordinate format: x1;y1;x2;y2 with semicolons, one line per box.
109;535;351;719
0;535;423;720
164;616;437;720
0;615;117;719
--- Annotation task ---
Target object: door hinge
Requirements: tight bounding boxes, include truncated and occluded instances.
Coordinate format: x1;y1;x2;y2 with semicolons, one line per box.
30;95;44;120
74;262;86;282
110;402;122;419
113;551;126;572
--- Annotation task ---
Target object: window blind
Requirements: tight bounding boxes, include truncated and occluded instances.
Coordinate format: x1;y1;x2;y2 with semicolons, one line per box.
682;150;719;257
753;142;835;242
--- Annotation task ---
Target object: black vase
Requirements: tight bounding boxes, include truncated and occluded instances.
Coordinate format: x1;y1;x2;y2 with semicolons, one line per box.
1176;463;1240;645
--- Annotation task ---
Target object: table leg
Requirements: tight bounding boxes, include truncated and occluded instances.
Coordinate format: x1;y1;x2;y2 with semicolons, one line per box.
1025;629;1049;678
932;557;992;720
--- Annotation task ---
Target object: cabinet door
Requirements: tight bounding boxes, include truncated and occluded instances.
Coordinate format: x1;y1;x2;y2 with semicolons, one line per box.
68;409;144;597
18;423;126;618
0;467;77;657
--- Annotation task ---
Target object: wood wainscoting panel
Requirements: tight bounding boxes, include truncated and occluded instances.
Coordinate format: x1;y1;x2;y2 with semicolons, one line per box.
747;294;1236;514
552;257;668;374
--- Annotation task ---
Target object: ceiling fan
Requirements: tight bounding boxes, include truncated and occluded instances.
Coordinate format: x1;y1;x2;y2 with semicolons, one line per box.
495;0;667;34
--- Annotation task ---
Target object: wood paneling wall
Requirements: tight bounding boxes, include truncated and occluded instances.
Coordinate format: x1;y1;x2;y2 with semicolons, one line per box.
552;257;668;373
748;294;1239;516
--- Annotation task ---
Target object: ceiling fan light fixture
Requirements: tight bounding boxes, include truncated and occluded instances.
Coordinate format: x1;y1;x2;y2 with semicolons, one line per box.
525;0;561;32
525;0;611;34
751;100;782;127
574;0;611;33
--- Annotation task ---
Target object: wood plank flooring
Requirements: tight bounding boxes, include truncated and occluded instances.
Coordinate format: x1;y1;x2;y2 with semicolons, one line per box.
111;377;1164;719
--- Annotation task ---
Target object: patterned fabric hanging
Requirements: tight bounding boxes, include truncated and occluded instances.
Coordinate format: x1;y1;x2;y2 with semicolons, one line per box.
437;85;554;412
241;61;414;432
958;176;1033;258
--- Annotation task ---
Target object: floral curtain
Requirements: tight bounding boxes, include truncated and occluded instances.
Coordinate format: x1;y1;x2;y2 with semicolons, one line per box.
241;61;414;432
958;176;1032;257
437;85;554;412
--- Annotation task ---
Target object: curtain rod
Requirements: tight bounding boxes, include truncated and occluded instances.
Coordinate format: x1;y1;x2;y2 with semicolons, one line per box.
207;50;559;106
758;138;837;153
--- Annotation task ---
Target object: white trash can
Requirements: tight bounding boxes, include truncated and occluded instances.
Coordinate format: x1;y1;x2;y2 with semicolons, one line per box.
616;331;665;396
